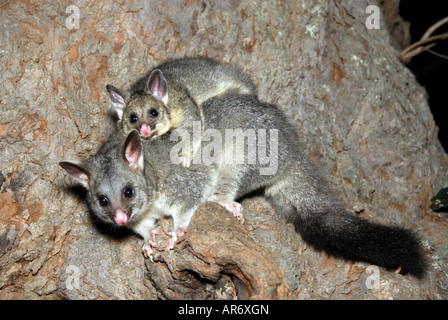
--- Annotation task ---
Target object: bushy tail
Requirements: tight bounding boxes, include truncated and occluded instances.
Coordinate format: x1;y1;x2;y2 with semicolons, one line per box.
265;174;427;278
293;210;427;278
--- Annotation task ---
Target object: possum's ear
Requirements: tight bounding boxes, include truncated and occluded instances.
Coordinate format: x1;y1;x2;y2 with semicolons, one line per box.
59;161;90;188
123;130;144;171
146;69;168;104
106;85;126;120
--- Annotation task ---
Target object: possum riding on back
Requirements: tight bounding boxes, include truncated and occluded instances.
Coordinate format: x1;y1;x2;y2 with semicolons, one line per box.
106;57;257;167
60;58;427;278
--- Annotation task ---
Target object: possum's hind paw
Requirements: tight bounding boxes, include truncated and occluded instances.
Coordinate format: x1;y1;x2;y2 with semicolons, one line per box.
211;200;245;224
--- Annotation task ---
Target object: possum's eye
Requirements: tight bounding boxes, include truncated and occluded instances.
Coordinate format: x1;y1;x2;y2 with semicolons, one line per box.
123;187;134;199
130;113;138;123
149;108;159;118
98;196;109;207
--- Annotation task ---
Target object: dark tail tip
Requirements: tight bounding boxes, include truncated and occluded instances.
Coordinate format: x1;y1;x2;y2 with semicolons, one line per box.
294;213;428;279
394;229;428;279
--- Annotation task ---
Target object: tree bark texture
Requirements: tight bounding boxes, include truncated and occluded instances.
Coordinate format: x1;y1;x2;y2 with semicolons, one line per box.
1;0;447;299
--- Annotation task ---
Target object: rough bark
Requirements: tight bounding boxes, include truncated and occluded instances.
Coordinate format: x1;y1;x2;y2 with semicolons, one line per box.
146;202;290;300
1;0;447;299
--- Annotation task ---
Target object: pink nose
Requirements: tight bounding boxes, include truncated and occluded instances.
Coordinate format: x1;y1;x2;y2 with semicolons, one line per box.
140;123;151;137
114;208;128;225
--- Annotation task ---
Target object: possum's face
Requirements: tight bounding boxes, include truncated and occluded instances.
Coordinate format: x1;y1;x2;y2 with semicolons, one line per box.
122;94;171;139
87;158;150;227
59;131;152;228
107;69;172;140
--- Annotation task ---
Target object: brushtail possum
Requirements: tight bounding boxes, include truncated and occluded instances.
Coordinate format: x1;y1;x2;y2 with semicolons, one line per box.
60;90;427;278
60;131;212;256
106;57;257;167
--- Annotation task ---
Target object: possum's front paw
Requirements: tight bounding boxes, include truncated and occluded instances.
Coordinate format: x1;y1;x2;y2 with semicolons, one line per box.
142;229;163;262
142;242;154;261
211;200;245;224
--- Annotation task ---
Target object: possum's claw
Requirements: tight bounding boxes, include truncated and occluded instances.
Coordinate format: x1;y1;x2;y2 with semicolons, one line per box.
213;200;245;223
168;226;187;250
142;242;154;262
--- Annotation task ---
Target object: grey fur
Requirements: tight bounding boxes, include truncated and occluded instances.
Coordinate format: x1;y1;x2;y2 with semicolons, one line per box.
130;57;257;106
106;57;257;166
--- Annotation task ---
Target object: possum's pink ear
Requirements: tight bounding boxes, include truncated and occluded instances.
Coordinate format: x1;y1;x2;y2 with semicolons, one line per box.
123;130;144;171
106;84;126;119
146;69;168;104
59;161;90;188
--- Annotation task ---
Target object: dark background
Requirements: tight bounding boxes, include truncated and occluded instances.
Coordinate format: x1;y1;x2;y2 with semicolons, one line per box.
400;2;448;152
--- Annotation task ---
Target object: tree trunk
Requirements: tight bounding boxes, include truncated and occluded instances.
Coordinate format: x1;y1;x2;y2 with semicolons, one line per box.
1;0;447;299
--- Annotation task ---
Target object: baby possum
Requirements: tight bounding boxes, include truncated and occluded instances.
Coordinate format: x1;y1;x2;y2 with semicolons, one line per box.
106;57;257;167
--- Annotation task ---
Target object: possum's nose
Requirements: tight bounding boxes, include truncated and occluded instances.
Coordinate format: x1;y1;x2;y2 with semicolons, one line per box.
114;208;128;225
140;123;151;137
